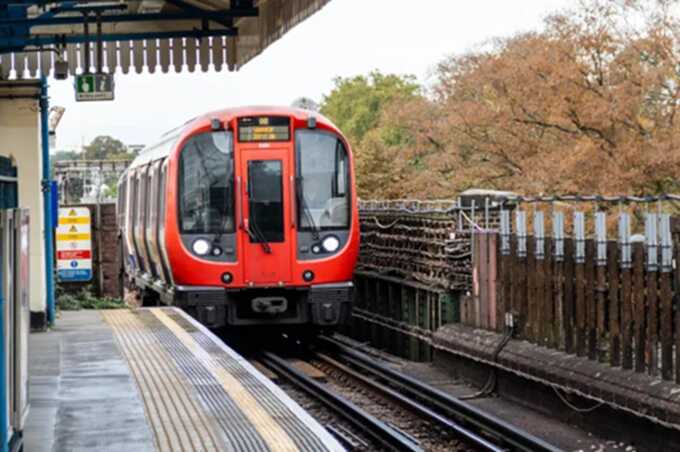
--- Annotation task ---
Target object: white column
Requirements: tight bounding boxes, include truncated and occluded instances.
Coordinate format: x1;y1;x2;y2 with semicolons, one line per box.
0;97;46;316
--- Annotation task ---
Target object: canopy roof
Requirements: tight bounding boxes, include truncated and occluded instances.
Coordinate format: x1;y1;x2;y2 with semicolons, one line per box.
0;0;329;78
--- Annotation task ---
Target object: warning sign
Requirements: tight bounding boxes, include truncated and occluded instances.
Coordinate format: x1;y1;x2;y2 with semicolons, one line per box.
56;207;92;282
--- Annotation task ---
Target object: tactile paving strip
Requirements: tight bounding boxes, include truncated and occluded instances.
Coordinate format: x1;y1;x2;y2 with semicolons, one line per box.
103;308;344;452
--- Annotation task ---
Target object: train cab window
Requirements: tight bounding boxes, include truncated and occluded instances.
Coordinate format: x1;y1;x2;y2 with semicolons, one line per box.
179;132;234;233
295;130;350;229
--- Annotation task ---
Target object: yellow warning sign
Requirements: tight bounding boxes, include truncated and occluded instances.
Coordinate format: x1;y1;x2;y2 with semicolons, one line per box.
58;217;89;225
56;233;91;241
68;209;77;216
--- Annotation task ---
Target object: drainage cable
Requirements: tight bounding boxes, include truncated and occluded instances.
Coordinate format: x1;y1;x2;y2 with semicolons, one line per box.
459;325;514;400
552;386;604;413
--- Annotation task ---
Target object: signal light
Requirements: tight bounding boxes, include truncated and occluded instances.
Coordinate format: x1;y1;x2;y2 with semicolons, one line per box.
302;270;315;282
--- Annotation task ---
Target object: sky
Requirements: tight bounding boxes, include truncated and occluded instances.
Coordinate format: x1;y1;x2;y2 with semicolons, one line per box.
49;0;572;151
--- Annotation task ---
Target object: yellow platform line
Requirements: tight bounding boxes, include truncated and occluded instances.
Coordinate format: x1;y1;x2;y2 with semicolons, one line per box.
151;308;301;452
115;311;220;452
103;310;223;452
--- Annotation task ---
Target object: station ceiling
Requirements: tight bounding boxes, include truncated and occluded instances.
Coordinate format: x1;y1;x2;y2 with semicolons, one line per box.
0;0;330;79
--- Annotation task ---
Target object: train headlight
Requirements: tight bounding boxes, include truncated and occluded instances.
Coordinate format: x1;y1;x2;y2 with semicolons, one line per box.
322;236;340;253
192;239;211;256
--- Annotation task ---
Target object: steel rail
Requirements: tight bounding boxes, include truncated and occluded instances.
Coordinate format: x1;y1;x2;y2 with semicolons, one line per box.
260;352;423;452
315;352;504;452
319;336;563;452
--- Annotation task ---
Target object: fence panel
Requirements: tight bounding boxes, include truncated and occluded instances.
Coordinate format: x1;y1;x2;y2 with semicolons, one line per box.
467;205;680;380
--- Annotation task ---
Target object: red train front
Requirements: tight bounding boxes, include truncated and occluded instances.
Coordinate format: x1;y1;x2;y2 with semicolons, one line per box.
117;106;359;330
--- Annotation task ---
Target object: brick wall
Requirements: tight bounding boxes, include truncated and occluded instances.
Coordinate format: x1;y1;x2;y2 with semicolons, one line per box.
58;202;122;298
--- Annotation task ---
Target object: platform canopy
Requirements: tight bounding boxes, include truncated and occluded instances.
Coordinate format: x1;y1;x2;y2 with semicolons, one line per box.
0;0;329;79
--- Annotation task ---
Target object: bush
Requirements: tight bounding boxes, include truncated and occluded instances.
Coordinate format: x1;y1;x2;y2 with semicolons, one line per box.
57;286;126;311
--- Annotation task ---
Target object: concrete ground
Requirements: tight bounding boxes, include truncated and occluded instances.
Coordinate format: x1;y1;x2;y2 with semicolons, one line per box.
24;310;155;452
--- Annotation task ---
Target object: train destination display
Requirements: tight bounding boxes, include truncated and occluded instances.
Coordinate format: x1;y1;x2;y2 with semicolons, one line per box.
238;116;291;142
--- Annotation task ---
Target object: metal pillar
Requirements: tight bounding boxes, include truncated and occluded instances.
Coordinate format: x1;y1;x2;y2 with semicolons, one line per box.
0;255;7;452
40;76;55;325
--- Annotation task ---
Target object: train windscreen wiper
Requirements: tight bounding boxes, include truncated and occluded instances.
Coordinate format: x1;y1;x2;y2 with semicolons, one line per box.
247;200;272;254
296;178;320;240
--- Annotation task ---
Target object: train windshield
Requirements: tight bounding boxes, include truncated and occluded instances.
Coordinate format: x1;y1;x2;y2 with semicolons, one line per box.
179;132;234;233
295;130;350;230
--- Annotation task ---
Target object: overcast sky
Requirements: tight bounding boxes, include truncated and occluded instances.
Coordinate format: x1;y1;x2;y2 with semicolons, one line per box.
49;0;572;150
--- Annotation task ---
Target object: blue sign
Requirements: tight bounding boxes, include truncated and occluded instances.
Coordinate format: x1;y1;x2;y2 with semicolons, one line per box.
58;269;92;282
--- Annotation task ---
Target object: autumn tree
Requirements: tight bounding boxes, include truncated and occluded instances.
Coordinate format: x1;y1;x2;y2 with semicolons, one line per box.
324;0;680;200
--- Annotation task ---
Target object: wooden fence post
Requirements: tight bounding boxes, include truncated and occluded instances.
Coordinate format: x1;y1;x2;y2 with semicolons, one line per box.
595;212;607;363
633;242;646;373
645;213;659;375
659;214;673;380
574;212;587;357
515;211;528;337
564;238;575;354
608;241;621;367
586;240;597;360
619;213;634;370
553;212;565;350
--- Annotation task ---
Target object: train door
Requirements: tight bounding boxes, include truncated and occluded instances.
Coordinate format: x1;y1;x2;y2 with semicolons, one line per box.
240;149;293;285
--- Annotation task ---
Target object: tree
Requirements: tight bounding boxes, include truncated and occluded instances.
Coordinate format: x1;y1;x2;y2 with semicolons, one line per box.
429;0;680;195
320;71;422;198
82;136;134;161
321;71;421;146
329;0;680;199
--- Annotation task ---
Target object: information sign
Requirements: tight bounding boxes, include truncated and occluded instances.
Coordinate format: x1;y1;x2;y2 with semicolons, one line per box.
56;207;93;282
75;73;114;102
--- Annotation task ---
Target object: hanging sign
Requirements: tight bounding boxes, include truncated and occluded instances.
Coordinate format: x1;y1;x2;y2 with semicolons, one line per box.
56;207;93;282
75;73;114;102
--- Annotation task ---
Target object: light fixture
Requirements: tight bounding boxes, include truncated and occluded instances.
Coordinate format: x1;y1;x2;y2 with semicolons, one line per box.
322;236;340;253
192;239;210;256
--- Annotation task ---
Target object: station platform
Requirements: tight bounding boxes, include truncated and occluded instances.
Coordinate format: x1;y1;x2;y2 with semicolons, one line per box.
24;308;344;452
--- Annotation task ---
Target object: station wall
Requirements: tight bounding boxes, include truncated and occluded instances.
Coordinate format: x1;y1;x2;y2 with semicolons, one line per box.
0;96;47;325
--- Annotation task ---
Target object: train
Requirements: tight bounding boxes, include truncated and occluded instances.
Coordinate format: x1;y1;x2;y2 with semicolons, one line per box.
117;106;359;331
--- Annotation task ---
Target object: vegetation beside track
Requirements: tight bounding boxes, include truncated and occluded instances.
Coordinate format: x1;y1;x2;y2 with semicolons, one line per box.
56;286;126;311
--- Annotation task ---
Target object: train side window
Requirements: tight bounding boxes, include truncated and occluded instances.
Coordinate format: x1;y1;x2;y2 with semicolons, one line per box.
148;164;157;233
158;162;167;228
138;168;147;233
144;167;152;233
117;178;127;222
179;132;235;234
129;171;137;235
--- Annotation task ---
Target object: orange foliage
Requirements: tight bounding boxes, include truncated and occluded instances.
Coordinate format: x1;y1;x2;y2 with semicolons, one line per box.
353;0;680;199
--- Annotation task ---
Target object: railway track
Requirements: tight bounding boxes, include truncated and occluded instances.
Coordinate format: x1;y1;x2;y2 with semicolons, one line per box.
259;335;562;452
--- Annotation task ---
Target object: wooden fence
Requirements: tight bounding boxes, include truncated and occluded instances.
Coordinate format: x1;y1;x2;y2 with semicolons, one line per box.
471;211;680;382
